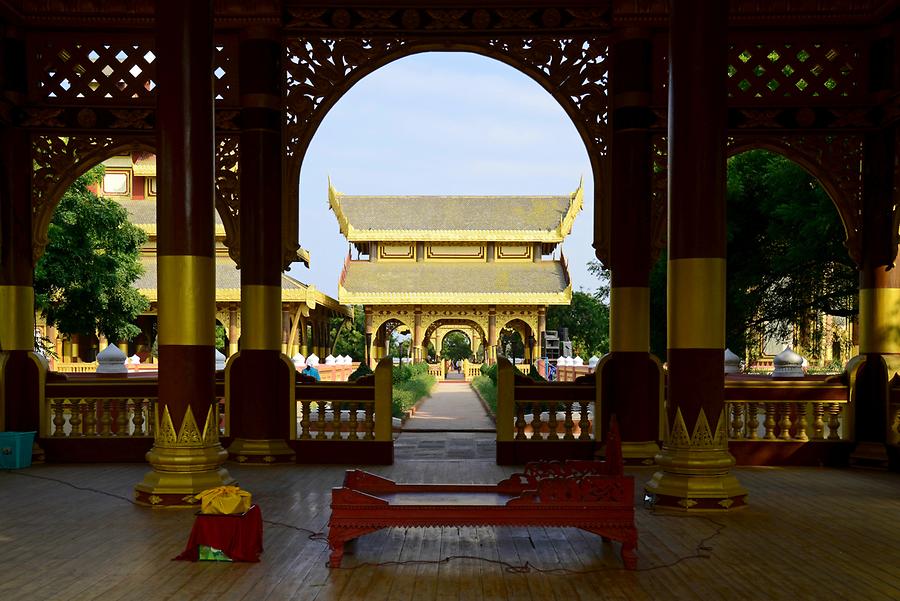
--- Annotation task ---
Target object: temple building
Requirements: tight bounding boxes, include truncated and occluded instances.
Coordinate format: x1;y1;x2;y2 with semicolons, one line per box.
43;153;350;367
329;180;582;367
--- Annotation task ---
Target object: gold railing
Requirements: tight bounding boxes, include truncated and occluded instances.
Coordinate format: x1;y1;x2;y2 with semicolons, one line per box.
53;362;99;373
293;357;392;442
315;363;359;382
556;365;593;382
426;362;445;379
44;376;228;438
461;360;482;381
724;377;851;441
496;357;596;441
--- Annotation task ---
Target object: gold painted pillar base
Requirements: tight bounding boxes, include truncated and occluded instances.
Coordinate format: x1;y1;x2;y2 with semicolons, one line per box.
228;437;296;465
644;445;747;511
134;443;234;507
621;440;661;466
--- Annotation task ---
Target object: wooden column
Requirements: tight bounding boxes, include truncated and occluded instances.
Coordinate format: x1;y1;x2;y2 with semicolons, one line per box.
227;306;238;356
645;0;747;510
135;0;234;506
487;308;498;365
365;309;374;368
600;28;663;464
225;25;295;464
413;308;423;363
0;122;43;449
848;124;899;467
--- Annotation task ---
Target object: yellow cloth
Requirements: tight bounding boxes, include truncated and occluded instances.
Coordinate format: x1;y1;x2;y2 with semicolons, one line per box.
194;486;252;515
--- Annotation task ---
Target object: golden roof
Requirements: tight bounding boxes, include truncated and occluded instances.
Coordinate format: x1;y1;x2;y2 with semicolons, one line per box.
339;260;571;305
329;179;583;243
134;256;349;315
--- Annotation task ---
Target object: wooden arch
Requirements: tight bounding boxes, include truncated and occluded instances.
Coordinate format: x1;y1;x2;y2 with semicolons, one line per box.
282;36;609;266
726;136;864;265
30;134;243;267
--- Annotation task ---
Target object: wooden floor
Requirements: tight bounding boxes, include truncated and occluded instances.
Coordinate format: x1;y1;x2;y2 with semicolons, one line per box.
1;454;899;601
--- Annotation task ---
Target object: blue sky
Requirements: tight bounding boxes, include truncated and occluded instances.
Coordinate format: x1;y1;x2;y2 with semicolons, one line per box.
291;52;599;299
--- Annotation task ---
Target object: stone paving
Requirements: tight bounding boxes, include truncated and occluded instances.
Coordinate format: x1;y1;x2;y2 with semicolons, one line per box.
394;381;496;461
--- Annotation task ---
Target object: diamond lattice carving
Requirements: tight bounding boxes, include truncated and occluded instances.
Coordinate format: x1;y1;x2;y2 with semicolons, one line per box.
30;37;158;104
28;35;236;106
727;41;861;101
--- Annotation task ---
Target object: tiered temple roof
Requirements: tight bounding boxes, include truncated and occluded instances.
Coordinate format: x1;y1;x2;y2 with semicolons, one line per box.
330;181;581;307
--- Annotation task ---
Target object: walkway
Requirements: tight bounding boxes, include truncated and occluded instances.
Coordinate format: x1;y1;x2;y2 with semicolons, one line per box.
401;381;494;431
395;381;495;461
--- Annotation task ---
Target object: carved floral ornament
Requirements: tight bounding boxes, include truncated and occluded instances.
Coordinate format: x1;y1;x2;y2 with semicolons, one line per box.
647;133;866;267
29;134;242;267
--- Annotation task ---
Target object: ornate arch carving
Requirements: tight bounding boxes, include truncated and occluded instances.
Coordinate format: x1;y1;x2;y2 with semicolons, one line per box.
727;135;864;265
30;134;243;267
282;35;609;267
497;307;538;339
647;133;865;266
31;135;153;265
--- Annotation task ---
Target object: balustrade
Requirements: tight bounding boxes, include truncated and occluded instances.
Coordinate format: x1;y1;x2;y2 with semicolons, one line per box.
43;376;228;438
497;358;595;443
293;357;392;442
724;377;851;441
426;363;445;379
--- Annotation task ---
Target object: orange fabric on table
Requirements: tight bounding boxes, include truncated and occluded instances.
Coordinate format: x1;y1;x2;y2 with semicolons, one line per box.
174;504;264;562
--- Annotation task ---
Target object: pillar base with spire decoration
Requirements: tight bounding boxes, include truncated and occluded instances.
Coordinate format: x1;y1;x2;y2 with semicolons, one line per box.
135;405;235;507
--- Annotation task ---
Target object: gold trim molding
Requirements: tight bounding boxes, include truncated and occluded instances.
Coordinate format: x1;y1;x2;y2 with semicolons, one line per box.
668;258;726;349
155;404;219;448
0;285;35;351
157;255;216;346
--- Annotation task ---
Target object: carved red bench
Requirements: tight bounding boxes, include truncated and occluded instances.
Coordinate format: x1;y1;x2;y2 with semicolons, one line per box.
328;420;637;569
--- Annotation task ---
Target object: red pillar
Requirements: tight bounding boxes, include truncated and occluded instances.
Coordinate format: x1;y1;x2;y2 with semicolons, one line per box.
135;0;233;506
645;0;747;510
599;28;662;464
0;29;44;460
225;26;295;464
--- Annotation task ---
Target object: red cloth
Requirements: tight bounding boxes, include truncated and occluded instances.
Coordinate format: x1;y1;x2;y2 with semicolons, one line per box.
175;504;263;562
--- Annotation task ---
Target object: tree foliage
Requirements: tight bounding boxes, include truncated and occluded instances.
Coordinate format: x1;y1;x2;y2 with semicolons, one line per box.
441;331;472;362
34;166;149;342
648;149;857;361
331;306;365;360
547;291;610;358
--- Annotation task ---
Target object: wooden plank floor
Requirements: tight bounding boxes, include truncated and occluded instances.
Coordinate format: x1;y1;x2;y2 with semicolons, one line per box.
1;457;899;600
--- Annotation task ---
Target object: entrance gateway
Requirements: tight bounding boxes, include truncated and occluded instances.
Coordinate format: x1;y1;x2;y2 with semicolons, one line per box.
329;180;583;370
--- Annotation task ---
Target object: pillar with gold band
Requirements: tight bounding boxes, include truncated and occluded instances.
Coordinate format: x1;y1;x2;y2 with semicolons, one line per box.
644;0;747;510
225;26;295;465
0;120;45;452
846;125;900;466
598;27;662;466
135;0;234;506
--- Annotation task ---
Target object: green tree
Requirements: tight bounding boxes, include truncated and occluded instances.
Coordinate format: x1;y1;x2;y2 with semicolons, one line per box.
440;331;472;362
648;150;856;362
546;290;610;357
34;166;149;342
498;327;525;359
331;306;365;360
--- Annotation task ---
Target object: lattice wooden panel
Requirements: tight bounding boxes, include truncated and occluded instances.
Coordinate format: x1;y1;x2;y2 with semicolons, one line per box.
28;36;158;105
727;40;863;102
27;34;238;106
